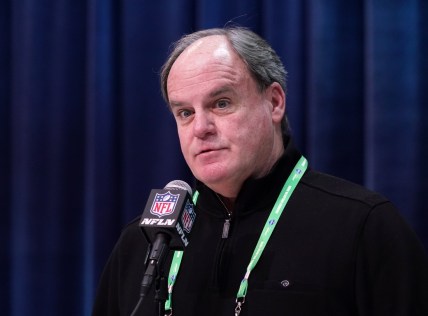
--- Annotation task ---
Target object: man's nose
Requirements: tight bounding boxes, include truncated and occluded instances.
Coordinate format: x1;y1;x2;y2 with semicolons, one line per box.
193;111;215;138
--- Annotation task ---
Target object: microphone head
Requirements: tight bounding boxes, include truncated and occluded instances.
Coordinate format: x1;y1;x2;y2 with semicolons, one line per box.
165;180;192;196
140;180;196;250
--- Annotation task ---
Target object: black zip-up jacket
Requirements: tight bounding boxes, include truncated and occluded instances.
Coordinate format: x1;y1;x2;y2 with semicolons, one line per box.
93;140;428;315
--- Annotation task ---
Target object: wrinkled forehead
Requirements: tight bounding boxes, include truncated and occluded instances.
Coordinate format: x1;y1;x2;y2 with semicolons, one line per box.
167;35;250;94
171;35;247;74
180;35;233;61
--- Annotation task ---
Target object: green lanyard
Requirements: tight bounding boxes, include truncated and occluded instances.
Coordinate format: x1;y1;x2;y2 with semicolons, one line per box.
165;191;199;314
165;156;307;316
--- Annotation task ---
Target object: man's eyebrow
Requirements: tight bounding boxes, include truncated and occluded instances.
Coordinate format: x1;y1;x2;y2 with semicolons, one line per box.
209;86;234;98
169;100;190;109
168;86;235;108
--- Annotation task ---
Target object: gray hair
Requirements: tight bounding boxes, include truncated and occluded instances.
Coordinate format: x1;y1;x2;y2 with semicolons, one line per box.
160;26;290;135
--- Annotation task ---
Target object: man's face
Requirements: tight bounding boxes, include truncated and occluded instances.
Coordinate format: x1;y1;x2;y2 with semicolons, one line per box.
167;35;284;197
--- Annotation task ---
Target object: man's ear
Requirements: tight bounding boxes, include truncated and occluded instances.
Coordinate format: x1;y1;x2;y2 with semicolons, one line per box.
268;82;286;124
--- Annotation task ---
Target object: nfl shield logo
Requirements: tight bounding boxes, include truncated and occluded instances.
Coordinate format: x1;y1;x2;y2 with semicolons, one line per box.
150;191;179;218
181;200;196;233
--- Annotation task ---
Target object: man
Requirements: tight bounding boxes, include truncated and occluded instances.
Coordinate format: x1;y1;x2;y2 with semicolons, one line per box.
93;27;428;315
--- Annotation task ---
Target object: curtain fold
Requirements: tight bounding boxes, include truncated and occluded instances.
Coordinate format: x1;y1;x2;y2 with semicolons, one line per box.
1;1;427;315
364;0;423;229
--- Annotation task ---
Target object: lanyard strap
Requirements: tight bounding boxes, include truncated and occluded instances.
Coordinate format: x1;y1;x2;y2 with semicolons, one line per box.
165;156;307;315
165;191;199;314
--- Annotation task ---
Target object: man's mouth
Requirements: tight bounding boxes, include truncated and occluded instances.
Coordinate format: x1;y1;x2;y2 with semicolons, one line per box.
196;147;222;157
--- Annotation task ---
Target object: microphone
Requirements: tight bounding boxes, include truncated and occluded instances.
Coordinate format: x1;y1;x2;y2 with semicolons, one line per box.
137;180;197;300
140;180;196;250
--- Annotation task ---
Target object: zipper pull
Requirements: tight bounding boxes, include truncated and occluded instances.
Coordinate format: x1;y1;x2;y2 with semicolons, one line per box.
222;219;231;239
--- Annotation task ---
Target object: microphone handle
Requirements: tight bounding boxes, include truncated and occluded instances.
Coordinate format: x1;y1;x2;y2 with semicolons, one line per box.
140;233;171;297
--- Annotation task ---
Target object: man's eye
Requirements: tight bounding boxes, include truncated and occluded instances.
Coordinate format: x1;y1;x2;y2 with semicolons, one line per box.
216;100;229;109
178;109;192;119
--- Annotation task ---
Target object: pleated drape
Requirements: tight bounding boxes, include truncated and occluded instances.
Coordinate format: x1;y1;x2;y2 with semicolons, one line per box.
1;1;427;315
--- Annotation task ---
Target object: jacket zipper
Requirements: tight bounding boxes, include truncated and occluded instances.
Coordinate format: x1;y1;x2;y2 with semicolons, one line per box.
216;193;232;239
222;212;232;238
213;207;233;288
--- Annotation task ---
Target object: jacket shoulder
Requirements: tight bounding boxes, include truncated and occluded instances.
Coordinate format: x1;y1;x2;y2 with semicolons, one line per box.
301;169;390;208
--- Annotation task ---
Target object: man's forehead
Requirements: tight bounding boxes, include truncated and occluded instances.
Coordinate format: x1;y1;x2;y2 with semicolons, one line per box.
178;35;233;63
167;35;254;104
168;36;244;85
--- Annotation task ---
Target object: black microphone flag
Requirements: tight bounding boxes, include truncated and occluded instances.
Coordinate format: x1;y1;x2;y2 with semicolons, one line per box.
139;180;196;250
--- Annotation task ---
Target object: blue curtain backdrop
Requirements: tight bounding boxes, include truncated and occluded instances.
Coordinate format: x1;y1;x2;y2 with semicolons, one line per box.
1;0;427;315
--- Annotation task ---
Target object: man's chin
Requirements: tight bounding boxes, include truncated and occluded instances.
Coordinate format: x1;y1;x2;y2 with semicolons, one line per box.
194;170;241;196
195;171;228;188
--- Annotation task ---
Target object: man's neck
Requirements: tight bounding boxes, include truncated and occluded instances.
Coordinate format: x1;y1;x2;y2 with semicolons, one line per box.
216;193;235;214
